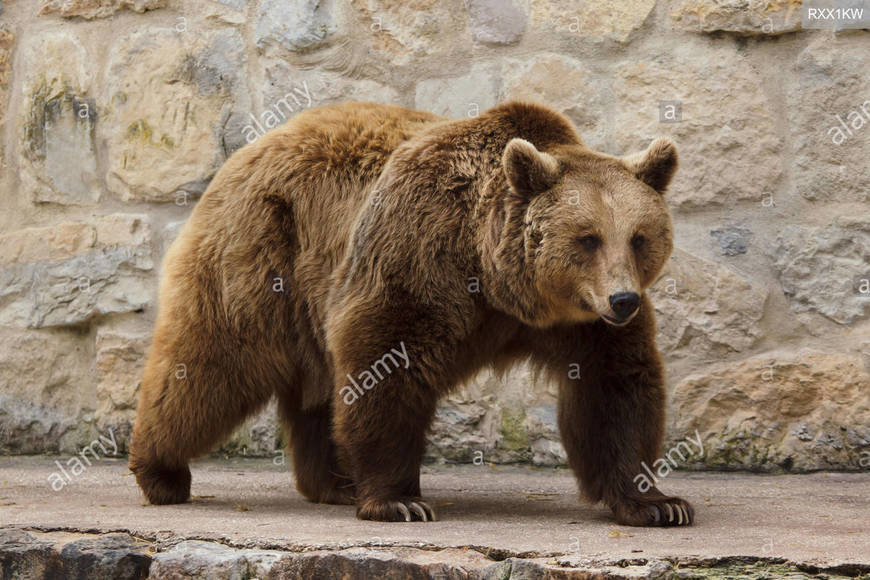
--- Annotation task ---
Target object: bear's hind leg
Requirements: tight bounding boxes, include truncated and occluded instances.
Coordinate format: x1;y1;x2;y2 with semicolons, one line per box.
280;401;356;505
129;344;273;505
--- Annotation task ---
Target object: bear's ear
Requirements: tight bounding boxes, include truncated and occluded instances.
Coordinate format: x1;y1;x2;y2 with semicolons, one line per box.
502;138;561;197
623;138;678;195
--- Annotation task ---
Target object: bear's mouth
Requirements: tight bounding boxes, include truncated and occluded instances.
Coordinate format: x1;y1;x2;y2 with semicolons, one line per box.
601;313;635;327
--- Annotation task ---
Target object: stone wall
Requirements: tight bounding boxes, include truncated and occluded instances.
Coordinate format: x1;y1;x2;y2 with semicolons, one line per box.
0;0;868;471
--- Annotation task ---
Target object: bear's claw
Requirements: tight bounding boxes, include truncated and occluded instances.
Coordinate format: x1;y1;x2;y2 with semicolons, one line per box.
357;498;437;522
614;495;694;527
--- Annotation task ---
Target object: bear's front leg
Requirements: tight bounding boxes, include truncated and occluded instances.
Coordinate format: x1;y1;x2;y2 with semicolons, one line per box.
552;300;695;526
329;324;446;522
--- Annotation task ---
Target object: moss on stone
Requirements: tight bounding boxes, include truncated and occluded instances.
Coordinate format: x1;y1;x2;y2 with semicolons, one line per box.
499;407;530;460
126;119;175;150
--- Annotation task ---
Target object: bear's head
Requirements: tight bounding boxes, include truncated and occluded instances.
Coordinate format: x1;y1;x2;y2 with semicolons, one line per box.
486;137;677;328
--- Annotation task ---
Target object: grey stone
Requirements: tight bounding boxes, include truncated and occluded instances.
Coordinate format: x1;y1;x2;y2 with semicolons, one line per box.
353;0;469;66
0;216;153;328
414;64;500;118
0;328;97;454
38;0;166;19
612;49;783;209
427;402;490;463
525;405;566;466
216;0;247;10
104;29;249;202
500;53;608;145
0;529;63;578
151;542;484;579
219;402;281;457
0;529;149;579
774;218;870;325
163;220;187;248
789;34;870;204
649;249;767;360
59;534;151;579
669;350;870;472
18;32;100;205
467;0;527;45
670;0;802;35
256;64;398;143
710;225;754;256
530;0;657;42
149;540;281;579
94;326;150;450
255;0;337;52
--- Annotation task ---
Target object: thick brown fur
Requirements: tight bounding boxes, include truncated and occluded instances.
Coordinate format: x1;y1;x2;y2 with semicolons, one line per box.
129;101;693;526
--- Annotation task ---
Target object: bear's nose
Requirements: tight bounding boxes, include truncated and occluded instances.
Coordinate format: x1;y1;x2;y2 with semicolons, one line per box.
608;292;640;320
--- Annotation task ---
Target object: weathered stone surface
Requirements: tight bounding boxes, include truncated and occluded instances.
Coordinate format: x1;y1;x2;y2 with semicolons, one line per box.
0;529;150;579
669;350;870;471
0;25;12;181
531;0;656;42
0;329;94;454
774;217;870;325
649;249;768;360
427;364;565;466
789;34;870;204
0;529;63;578
612;51;783;209
0;222;95;267
670;0;802;35
500;53;608;146
19;32;99;205
95;326;149;451
163;220;188;248
0;27;12;90
255;0;339;52
467;0;527;45
38;0;166;19
103;29;248;202
220;401;281;458
0;215;153;328
60;534;152;579
710;224;754;256
151;541;490;579
414;64;500;118
216;0;247;10
353;0;468;65
149;540;281;579
259;64;398;139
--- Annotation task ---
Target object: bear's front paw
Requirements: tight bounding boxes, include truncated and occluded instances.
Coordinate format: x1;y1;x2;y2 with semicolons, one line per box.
612;495;694;527
356;498;437;522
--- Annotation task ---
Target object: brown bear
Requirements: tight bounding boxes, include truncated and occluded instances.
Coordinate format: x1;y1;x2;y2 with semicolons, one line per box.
129;101;693;526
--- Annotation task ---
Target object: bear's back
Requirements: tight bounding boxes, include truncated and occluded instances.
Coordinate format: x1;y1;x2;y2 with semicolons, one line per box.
161;103;444;347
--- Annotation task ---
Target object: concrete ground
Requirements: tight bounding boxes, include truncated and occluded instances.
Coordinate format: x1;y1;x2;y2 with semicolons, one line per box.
1;456;868;578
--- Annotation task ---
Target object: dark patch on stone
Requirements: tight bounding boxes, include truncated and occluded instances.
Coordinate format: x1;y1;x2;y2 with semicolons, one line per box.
59;534;151;579
0;529;149;579
710;225;753;256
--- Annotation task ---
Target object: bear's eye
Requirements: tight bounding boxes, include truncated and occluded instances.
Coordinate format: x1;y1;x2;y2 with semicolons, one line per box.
631;234;646;251
578;234;601;252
